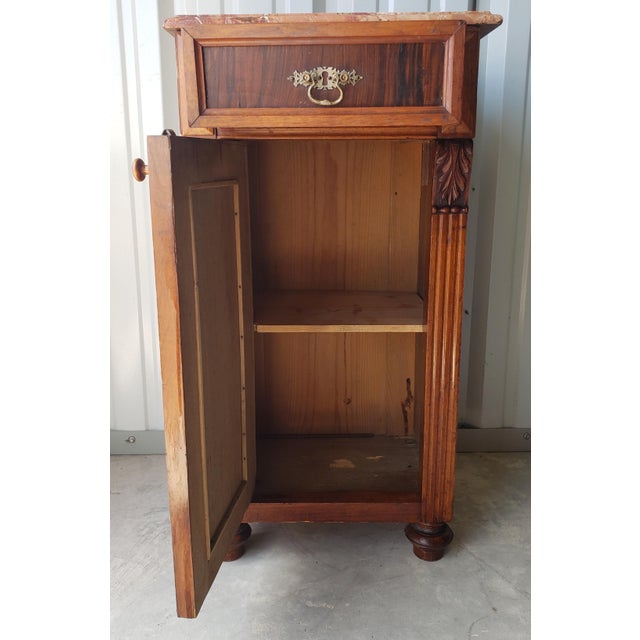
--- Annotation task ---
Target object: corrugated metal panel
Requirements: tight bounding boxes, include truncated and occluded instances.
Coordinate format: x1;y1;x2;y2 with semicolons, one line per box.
174;1;475;13
110;0;530;437
461;0;531;428
111;0;167;431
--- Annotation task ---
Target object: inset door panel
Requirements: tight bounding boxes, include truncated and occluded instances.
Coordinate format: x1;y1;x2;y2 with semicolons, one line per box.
147;135;255;618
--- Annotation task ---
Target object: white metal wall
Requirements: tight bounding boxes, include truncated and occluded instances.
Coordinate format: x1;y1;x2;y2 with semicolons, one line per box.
110;0;530;440
462;0;531;429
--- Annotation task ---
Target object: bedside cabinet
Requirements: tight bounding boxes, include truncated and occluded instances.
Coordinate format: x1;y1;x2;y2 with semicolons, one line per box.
133;11;502;618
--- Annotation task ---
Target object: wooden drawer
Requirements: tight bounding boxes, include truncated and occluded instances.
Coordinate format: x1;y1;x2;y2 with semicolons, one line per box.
165;13;500;139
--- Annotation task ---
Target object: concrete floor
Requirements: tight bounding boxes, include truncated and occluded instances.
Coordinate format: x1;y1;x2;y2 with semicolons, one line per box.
111;452;530;639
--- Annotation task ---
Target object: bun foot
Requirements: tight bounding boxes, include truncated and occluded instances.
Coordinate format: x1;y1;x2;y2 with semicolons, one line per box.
404;522;453;561
224;523;252;562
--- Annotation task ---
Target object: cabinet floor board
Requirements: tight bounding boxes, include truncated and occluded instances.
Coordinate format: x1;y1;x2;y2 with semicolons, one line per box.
254;435;420;496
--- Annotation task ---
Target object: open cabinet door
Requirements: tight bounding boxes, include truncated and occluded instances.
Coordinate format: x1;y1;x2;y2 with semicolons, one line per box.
146;135;255;618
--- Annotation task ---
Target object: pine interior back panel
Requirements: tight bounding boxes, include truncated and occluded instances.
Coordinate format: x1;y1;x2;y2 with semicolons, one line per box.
250;140;426;436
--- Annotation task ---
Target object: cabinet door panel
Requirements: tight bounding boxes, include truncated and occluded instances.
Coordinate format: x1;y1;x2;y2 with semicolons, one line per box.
147;135;255;618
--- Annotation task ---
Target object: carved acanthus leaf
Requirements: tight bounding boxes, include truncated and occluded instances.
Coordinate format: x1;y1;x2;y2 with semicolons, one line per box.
434;140;473;209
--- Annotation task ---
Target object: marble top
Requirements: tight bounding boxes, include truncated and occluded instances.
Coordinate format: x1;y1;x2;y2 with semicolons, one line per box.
164;12;503;37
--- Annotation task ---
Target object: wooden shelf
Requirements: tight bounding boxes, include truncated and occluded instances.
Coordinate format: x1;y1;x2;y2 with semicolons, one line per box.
254;291;426;333
253;435;421;496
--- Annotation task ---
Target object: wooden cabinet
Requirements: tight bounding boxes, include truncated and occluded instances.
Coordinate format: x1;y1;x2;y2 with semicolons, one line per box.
135;11;502;618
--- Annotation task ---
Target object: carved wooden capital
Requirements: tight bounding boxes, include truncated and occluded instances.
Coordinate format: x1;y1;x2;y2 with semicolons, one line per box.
432;139;473;213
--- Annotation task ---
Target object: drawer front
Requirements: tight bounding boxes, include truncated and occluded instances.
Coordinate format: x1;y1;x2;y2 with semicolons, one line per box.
172;20;473;138
202;42;445;109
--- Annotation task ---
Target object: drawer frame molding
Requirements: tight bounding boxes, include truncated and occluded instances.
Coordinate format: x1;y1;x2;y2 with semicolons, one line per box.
172;19;472;138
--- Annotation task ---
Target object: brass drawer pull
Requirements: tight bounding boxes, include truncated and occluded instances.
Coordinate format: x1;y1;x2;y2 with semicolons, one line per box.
287;66;363;106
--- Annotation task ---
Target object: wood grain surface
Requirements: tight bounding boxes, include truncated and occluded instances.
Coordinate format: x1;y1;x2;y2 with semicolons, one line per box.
254;435;420;495
167;17;477;136
254;333;418;437
202;42;445;109
148;136;255;618
254;290;425;333
249;140;423;292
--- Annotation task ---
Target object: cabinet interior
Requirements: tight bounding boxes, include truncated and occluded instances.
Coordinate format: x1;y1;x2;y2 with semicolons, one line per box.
246;139;430;501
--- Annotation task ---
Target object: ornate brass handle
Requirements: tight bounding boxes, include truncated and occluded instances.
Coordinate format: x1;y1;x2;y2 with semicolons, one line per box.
287;66;363;107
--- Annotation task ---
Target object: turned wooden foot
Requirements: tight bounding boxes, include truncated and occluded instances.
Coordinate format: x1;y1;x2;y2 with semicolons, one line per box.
404;522;454;561
224;523;252;562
